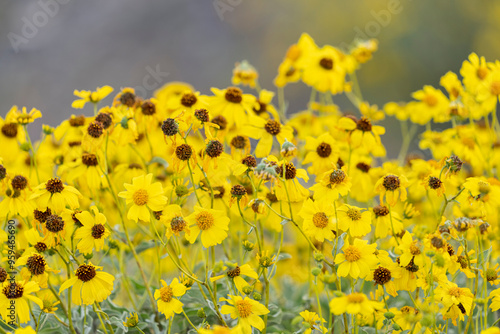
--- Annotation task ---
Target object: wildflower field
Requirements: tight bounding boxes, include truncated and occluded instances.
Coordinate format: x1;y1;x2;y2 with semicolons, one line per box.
2;33;500;334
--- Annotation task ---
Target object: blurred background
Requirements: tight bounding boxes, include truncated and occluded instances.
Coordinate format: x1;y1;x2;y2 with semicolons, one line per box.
1;0;500;155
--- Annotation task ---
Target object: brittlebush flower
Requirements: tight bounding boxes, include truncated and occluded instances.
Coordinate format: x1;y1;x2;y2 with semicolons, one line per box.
211;263;259;293
30;177;82;212
154;278;187;319
185;206;229;248
220;295;270;334
74;206;111;255
244;116;294;158
335;238;378;279
232;60;259;88
310;167;351;202
299;310;327;334
329;292;382;317
118;173;168;222
208;87;257;129
72;85;113;109
299;198;336;242
434;282;473;325
0;281;43;324
303;133;339;175
59;262;114;305
5;106;42;125
374;173;409;207
336;204;371;237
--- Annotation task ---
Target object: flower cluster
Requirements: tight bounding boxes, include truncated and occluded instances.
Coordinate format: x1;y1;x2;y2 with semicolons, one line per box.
1;33;500;334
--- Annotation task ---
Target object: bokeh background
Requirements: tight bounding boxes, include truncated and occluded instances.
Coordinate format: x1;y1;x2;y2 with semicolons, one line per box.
1;0;500;155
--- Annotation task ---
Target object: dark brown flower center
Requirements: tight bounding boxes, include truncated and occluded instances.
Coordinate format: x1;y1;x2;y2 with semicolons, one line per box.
373;266;391;285
356;117;372;132
242;155;257;168
225;87;243;103
34;208;52;223
275;163;296;180
76;264;96;282
253;100;267;115
45;215;64;233
230;136;248;149
171;216;187;234
383;175;400;191
212;115;227;130
428;176;442;190
141;101;156;115
26;254;46;276
0;268;6;283
161;118;179;136
316;142;332;158
356;162;371;173
1;123;18;138
175;144;193;161
69;115;86;127
34;242;48;253
266;192;278;203
119;92;136;107
205;140;224;158
194;109;209;123
91;225;106;239
373;205;389;217
431;237;444;249
319;57;333;70
3;283;23;299
11;175;28;190
0;165;6;180
95;113;112;129
213;186;226;199
87;121;104;138
46;178;64;193
82;153;98;166
329;169;346;184
181;93;197;107
264;120;281;136
231;185;247;198
227;266;241;278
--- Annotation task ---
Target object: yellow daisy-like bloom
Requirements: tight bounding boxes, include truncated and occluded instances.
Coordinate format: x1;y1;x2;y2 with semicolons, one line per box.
460;52;490;93
16;251;57;288
5;106;42;125
61;152;107;190
336;204;371;237
208;86;257;129
220;295;270;334
118;173;168;222
397;232;426;269
337;116;386;156
310;166;351;202
0;280;43;324
434;282;473;319
303;133;339;175
0;186;34;219
329;292;382;317
374;173;409;207
300;45;346;94
38;290;60;314
373;204;402;239
481;263;500;285
41;213;68;247
185;205;229;248
252;89;280;120
482;328;500;334
298;198;336;242
422;174;446;197
410;85;449;125
244;116;294;158
30;177;82;212
211;263;259;293
59;262;115;305
232;60;259;89
490;288;500;312
72;85;114;109
154;278;187;319
299;310;327;334
159;204;190;239
350;39;378;65
74;206;111;255
335;238;378;279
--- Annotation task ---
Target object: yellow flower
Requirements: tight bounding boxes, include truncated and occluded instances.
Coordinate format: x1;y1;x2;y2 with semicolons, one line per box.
299;310;327;334
460;53;490;94
374;173;409;207
336;204;371;237
211;263;259;293
397;232;425;269
38;290;60;314
74;206;111;255
154;278;187;319
220;295;270;334
185;205;229;248
253;89;280;120
298;198;336;242
59;262;115;305
123;312;139;328
5;106;42;125
490;288;500;312
244;116;294;158
482;328;500;334
303;133;339;175
434;282;473;323
350;39;378;65
373;204;402;239
274;161;310;202
410;85;449;124
30;177;82;212
10;326;37;334
310;166;351;202
208;86;257;129
329;292;382;316
335;238;378;279
118;173;168;222
16;251;57;288
337;116;386;156
0;280;43;324
232;60;259;88
72;85;113;109
300;45;346;94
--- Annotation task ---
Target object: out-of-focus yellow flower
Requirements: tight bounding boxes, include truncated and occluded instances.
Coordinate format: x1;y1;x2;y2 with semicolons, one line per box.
72;85;113;109
6;106;42;125
232;60;259;88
